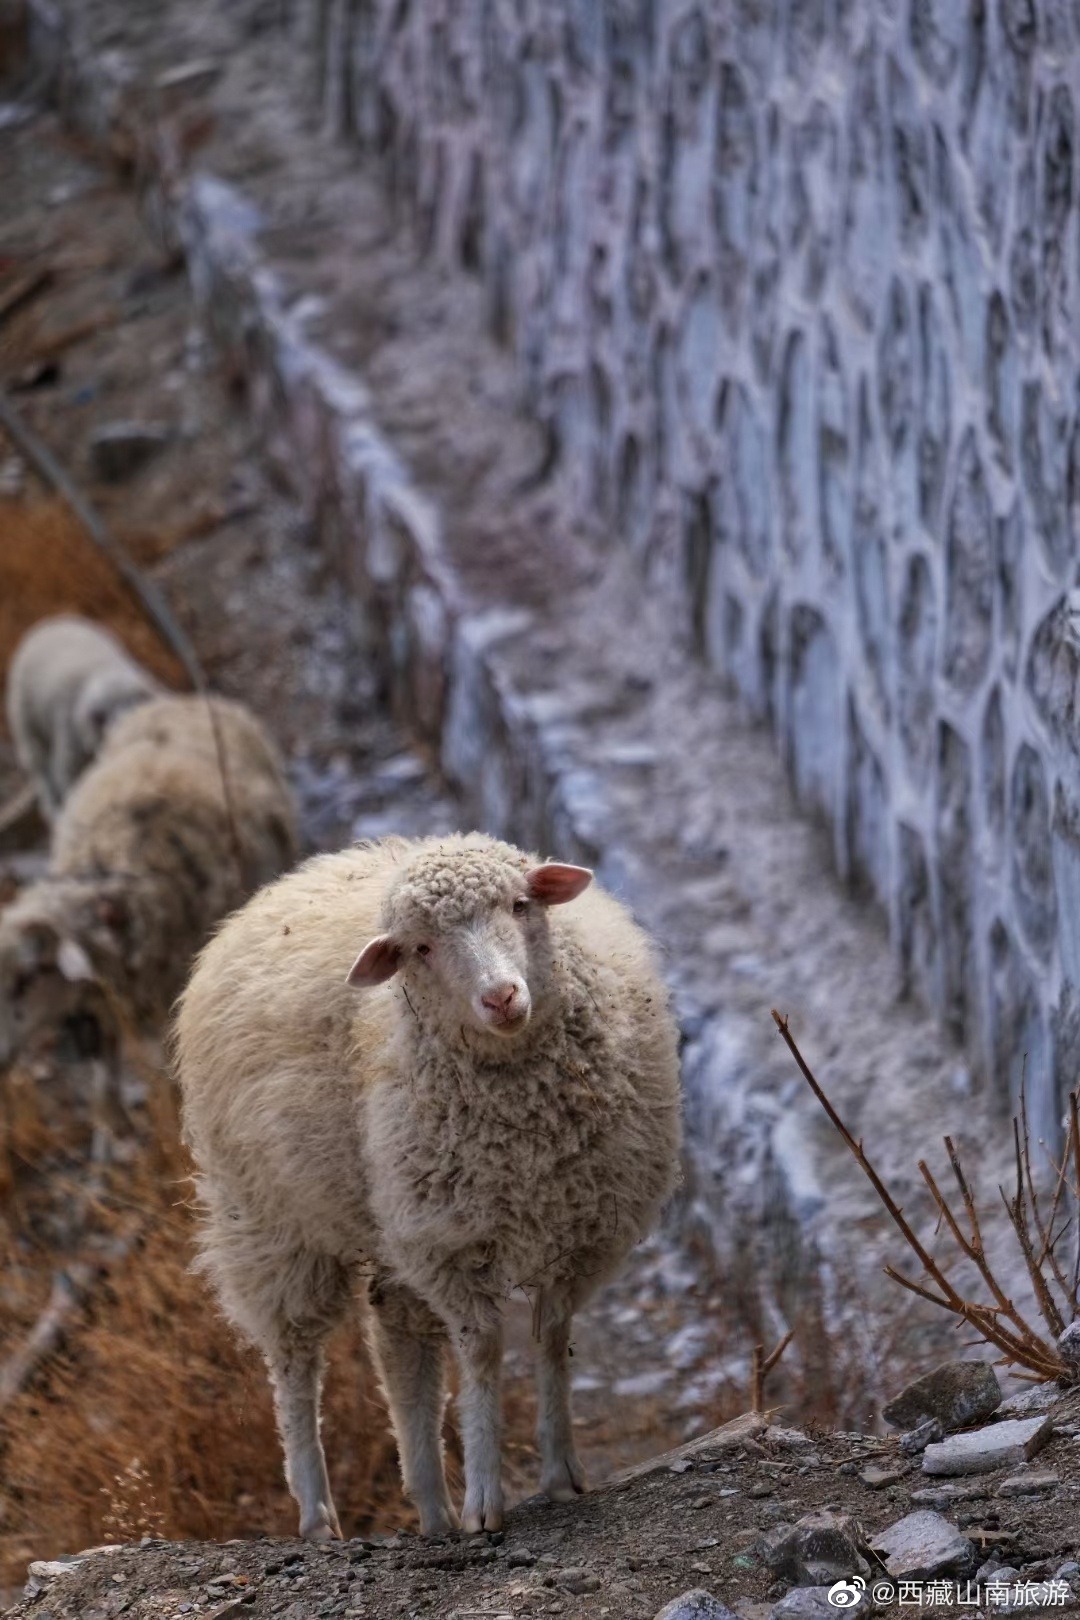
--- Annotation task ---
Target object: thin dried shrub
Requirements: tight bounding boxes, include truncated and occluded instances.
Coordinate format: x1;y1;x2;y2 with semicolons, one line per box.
773;1011;1080;1383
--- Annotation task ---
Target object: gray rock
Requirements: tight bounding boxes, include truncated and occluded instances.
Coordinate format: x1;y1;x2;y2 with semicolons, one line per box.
882;1360;1002;1432
770;1587;870;1620
1059;1322;1080;1367
922;1414;1054;1476
506;1545;536;1567
767;1428;814;1449
560;1567;601;1595
910;1482;990;1507
89;421;170;482
996;1470;1059;1496
900;1418;944;1454
997;1383;1062;1418
760;1511;869;1587
860;1463;909;1489
870;1511;975;1579
653;1592;740;1620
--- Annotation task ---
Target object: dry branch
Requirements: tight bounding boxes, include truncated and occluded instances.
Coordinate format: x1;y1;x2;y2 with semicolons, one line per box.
750;1328;795;1414
771;1010;1079;1384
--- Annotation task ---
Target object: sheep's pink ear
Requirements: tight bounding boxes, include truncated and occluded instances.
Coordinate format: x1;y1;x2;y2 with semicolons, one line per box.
526;863;593;905
345;935;402;987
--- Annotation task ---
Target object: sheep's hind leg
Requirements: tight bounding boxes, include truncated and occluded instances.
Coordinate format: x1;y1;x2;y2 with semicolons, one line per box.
535;1290;588;1502
198;1200;350;1541
267;1334;342;1541
366;1274;458;1536
452;1312;504;1533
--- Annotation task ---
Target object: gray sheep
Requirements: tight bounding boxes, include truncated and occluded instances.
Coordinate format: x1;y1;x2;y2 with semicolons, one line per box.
6;615;163;821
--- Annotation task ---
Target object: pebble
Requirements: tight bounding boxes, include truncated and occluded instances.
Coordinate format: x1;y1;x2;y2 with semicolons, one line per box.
767;1428;814;1449
910;1482;990;1507
899;1418;944;1455
1059;1322;1080;1367
559;1567;601;1595
652;1590;740;1620
996;1384;1062;1419
996;1470;1060;1496
748;1483;774;1499
760;1511;868;1588
870;1511;975;1580
860;1463;909;1489
506;1546;536;1567
26;1562;82;1581
883;1360;1002;1433
770;1587;870;1620
922;1414;1054;1476
88;420;171;481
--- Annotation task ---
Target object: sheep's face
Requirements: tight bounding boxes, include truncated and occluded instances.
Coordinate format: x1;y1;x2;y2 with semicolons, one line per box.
0;918;101;1068
346;856;593;1039
73;670;152;765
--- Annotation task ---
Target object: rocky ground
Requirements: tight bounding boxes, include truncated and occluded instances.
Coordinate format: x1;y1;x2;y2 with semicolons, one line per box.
9;1375;1080;1620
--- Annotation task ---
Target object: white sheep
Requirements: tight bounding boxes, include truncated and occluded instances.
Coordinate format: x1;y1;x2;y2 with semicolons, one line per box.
0;694;298;1069
6;615;164;820
175;832;682;1541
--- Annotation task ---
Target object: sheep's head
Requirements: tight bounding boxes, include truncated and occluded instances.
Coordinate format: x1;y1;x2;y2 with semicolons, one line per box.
345;845;593;1040
0;914;104;1069
73;667;155;767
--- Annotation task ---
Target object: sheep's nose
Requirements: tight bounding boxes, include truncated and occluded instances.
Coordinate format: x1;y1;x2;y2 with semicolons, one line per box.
481;982;519;1013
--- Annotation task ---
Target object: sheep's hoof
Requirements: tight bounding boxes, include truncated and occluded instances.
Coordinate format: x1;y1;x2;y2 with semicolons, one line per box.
301;1504;342;1542
461;1492;504;1534
541;1456;588;1503
419;1500;461;1537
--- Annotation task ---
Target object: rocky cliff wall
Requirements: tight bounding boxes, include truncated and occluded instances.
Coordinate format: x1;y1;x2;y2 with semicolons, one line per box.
301;0;1080;1141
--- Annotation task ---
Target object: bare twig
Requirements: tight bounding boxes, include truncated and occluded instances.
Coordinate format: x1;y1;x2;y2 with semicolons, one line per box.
771;1010;1076;1384
751;1328;795;1414
0;265;52;326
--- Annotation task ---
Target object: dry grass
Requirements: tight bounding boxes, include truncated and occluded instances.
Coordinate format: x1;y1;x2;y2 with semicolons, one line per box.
0;1041;551;1592
0;1052;402;1588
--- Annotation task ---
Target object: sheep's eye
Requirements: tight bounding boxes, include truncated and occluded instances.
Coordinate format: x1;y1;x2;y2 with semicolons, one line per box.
415;943;431;958
512;898;529;916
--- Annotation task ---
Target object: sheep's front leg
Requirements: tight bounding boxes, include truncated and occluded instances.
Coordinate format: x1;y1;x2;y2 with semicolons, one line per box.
266;1334;342;1542
536;1292;588;1502
366;1276;459;1536
453;1316;504;1533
